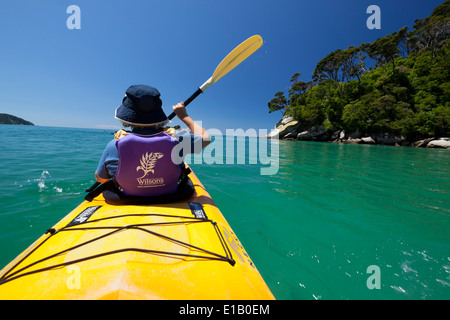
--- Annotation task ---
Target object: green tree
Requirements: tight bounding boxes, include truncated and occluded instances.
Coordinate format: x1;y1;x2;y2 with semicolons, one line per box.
312;49;344;83
366;32;401;74
268;91;287;115
341;46;368;82
410;0;449;58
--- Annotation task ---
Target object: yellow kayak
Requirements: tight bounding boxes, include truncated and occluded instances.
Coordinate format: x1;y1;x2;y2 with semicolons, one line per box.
0;167;274;300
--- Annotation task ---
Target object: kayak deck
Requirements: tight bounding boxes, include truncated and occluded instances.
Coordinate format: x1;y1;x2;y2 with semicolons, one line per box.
0;169;274;300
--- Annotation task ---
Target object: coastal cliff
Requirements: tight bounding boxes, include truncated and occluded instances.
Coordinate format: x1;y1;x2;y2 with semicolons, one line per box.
0;113;34;126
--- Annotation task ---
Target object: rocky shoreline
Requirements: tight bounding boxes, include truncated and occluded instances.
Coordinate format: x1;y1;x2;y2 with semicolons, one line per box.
267;116;450;149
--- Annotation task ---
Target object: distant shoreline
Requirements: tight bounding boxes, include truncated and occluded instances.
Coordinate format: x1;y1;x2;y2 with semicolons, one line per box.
0;113;34;126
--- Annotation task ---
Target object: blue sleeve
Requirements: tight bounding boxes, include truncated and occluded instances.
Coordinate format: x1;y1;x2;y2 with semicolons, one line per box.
96;140;119;179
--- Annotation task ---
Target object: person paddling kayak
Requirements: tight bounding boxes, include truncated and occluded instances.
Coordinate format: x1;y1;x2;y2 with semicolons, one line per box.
95;84;210;197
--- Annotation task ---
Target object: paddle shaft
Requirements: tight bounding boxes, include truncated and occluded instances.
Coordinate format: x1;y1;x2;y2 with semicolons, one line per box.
167;88;203;120
85;181;101;193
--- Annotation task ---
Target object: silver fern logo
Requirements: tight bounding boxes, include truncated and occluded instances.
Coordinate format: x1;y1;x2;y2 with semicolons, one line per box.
136;152;164;179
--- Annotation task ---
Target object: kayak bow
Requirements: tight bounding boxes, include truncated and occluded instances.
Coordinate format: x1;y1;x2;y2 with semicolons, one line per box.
0;166;274;300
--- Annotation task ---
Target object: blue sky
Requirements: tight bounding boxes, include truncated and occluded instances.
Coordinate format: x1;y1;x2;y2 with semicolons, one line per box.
0;0;444;132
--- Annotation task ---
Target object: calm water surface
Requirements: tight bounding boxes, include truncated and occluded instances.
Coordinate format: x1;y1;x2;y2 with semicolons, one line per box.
0;125;449;299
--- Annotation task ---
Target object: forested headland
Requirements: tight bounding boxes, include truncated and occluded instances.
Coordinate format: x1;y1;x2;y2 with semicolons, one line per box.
268;1;449;147
0;113;34;126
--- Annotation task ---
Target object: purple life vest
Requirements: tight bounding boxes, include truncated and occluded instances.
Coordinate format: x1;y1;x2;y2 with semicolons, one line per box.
115;132;181;197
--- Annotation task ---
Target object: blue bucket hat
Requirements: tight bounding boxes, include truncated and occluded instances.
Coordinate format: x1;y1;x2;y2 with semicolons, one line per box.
115;85;168;126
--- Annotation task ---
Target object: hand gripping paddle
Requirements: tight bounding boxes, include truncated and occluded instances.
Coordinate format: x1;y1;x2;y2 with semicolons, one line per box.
167;35;263;120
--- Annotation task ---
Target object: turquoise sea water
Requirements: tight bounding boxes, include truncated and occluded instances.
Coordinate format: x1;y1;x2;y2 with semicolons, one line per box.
0;124;449;299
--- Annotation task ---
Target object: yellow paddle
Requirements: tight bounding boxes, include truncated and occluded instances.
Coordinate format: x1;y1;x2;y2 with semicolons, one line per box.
167;35;263;120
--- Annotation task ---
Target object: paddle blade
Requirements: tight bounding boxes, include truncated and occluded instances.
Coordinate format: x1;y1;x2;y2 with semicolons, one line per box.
200;35;263;91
